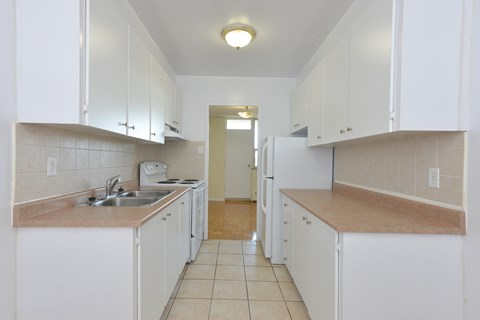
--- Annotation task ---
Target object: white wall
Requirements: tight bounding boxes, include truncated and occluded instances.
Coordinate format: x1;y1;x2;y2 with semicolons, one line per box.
177;76;295;141
0;0;16;318
464;0;480;319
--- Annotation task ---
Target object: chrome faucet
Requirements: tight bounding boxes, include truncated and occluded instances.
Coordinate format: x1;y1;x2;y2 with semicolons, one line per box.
105;175;121;197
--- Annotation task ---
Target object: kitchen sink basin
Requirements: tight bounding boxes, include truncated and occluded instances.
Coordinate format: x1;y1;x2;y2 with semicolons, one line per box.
90;197;161;207
117;190;174;198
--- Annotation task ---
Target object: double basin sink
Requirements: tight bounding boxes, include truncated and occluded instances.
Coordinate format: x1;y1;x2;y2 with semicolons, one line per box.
87;190;174;207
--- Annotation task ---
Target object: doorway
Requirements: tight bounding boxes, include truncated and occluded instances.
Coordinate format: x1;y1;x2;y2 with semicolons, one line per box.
208;105;258;240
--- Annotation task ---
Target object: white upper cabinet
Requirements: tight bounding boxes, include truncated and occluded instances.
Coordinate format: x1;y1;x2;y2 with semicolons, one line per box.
308;0;465;145
290;77;309;133
150;57;166;143
127;28;151;140
16;0;171;144
88;0;129;134
307;60;326;146
323;33;350;143
165;77;179;130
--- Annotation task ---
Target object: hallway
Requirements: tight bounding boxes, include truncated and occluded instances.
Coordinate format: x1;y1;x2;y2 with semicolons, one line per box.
208;201;257;240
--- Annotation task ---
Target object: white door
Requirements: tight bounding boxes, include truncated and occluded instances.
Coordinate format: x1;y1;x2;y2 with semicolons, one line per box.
225;126;254;199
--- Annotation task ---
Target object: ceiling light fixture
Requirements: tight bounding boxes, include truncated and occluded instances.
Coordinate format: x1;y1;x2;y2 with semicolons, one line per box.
238;106;256;119
221;24;256;49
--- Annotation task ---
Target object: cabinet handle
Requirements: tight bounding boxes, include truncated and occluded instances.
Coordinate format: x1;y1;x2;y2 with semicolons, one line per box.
302;216;307;221
181;202;185;205
162;217;167;221
340;129;346;134
284;239;288;243
317;136;321;139
283;203;288;207
306;220;312;225
128;125;135;130
151;132;156;136
347;127;353;132
284;257;288;261
284;221;288;225
166;213;171;217
119;122;128;127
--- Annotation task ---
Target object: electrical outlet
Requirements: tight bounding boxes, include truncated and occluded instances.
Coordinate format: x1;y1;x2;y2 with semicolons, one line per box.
428;168;440;188
47;157;58;176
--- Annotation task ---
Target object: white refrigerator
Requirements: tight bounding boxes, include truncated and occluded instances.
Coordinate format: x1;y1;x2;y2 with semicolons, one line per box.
260;136;333;264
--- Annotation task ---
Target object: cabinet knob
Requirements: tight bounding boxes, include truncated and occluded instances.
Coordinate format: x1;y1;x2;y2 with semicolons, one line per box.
181;202;185;205
119;122;128;127
161;217;167;221
166;213;171;217
340;129;345;134
347;127;353;132
284;221;288;224
284;239;288;243
151;132;156;136
284;257;288;261
302;216;307;221
306;220;312;225
283;203;288;207
128;125;135;130
317;136;321;139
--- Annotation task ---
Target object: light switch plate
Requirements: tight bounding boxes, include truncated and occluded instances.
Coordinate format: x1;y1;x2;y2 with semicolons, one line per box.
47;157;58;176
428;168;440;188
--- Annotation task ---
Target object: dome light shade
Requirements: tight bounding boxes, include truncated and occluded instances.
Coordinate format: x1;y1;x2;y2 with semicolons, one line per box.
238;106;256;119
222;25;256;49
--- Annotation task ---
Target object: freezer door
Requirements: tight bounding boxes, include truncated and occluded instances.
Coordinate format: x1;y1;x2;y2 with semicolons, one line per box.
260;177;273;257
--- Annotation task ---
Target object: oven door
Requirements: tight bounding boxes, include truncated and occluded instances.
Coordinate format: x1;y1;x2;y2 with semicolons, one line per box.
190;184;205;261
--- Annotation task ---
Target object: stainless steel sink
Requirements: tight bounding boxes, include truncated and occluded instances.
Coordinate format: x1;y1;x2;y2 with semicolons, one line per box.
117;190;174;198
91;197;161;207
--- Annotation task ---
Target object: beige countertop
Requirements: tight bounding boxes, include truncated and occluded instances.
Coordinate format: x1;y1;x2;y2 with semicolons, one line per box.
13;185;190;228
280;188;465;235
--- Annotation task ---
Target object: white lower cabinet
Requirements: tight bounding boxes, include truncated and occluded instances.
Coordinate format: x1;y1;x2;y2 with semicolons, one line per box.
17;193;190;320
282;195;463;320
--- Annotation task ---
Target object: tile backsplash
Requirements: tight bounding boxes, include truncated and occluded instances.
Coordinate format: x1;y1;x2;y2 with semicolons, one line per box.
15;124;204;203
334;132;465;207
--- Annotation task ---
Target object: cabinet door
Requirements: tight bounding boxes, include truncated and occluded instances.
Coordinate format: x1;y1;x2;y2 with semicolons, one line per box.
179;193;191;267
348;0;393;139
164;200;181;298
291;77;309;133
282;196;294;272
139;212;167;320
127;28;151;140
324;33;350;143
88;0;128;134
306;212;338;320
164;76;177;129
292;204;308;296
307;60;325;146
150;57;166;143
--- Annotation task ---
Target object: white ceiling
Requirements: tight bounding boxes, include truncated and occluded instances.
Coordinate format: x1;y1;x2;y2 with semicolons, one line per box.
128;0;354;78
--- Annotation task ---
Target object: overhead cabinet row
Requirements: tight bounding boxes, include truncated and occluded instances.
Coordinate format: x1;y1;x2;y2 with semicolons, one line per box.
290;0;465;145
16;0;182;143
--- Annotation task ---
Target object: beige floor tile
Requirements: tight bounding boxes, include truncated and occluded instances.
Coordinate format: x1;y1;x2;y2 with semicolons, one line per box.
242;245;264;255
219;240;243;245
244;254;272;266
167;298;211;320
242;240;261;246
209;299;250;320
249;301;291;320
184;265;216;280
191;253;218;265
176;279;214;299
213;280;248;300
247;281;283;301
245;266;276;281
215;265;246;280
203;239;220;245
199;244;219;254
217;254;244;266
279;281;303;302
160;298;174;320
286;301;311;320
273;266;293;281
219;244;243;254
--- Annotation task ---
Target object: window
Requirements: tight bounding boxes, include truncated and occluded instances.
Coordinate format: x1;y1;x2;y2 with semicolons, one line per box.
226;119;251;130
